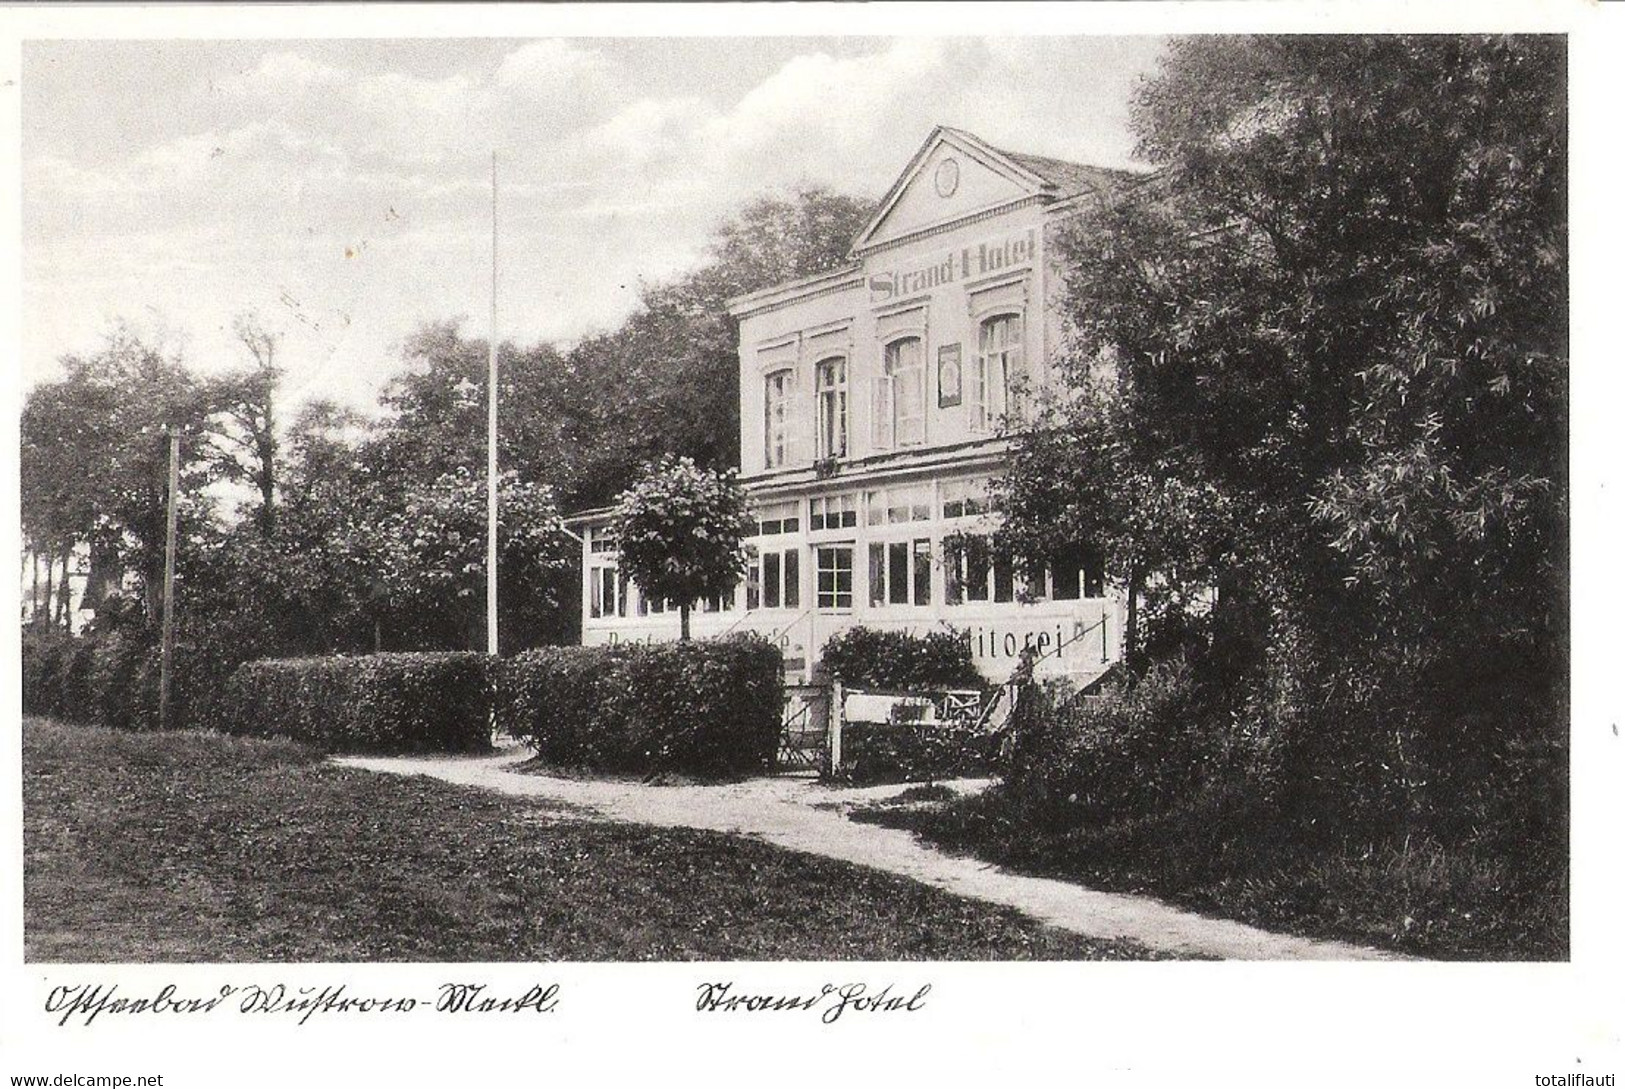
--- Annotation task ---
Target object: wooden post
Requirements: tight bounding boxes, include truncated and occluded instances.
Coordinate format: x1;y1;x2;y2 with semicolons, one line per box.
827;679;844;778
159;428;180;731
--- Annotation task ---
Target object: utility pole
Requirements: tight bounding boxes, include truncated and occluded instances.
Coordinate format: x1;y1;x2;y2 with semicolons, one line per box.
487;149;499;658
159;427;180;730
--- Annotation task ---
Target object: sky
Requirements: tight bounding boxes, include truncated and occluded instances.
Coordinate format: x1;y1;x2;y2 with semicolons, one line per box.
22;36;1167;415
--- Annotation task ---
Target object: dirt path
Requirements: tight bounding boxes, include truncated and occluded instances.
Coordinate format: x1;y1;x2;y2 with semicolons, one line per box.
335;743;1405;961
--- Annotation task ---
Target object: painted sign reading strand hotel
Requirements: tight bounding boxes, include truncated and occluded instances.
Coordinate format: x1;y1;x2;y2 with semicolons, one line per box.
867;229;1036;305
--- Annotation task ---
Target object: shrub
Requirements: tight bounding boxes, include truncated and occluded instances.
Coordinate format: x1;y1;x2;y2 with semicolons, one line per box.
21;628;97;721
839;712;1000;786
997;652;1225;828
819;626;982;691
22;629;201;732
212;652;494;754
497;635;782;779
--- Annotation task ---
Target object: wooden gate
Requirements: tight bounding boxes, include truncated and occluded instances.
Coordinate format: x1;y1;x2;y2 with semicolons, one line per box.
776;684;829;775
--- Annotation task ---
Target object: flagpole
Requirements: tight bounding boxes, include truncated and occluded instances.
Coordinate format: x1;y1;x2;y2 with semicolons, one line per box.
487;149;499;658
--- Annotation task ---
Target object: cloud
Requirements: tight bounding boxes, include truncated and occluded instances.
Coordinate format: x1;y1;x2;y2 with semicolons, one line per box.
221;51;349;95
495;38;621;104
23;36;1161;403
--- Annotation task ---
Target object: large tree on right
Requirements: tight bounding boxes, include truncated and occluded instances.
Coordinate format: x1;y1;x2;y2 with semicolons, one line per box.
1022;36;1566;823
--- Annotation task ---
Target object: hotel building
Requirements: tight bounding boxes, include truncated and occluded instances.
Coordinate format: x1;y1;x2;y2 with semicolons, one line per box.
573;126;1135;686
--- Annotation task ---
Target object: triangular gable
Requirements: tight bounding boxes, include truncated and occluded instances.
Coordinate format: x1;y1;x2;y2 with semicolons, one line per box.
852;126;1057;255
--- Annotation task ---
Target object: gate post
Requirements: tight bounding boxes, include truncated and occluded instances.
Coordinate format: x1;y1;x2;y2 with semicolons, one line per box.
826;679;843;779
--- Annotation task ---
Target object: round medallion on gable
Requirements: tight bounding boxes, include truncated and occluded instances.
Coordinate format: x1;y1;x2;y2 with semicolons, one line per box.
934;158;960;198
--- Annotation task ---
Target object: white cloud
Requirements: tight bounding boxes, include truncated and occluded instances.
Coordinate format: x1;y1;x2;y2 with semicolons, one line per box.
24;36;1160;403
496;39;620;102
222;51;349;96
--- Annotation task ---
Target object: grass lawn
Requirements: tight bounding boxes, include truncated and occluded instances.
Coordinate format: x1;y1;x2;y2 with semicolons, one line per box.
848;785;1567;961
22;718;1157;962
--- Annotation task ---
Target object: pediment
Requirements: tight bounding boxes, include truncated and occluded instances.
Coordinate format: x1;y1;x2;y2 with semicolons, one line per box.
853;127;1054;254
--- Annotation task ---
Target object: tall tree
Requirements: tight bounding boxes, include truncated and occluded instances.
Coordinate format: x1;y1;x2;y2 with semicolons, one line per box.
207;313;283;536
999;35;1564;812
22;326;223;627
560;187;874;508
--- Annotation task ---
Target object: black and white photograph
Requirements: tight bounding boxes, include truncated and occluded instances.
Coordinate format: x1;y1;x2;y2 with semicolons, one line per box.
4;2;1619;1085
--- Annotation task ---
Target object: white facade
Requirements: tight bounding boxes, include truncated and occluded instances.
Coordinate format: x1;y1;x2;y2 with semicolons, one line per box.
574;126;1132;685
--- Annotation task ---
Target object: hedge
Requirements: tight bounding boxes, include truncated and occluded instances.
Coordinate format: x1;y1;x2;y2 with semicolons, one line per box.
996;652;1224;827
22;628;222;732
819;626;990;784
22;628;98;722
497;636;782;779
211;652;494;754
819;626;983;691
839;714;1000;786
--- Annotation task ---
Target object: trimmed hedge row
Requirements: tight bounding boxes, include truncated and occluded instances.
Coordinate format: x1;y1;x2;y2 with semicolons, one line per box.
21;628;221;732
497;636;783;779
22;629;98;722
819;626;983;690
211;652;494;754
28;632;786;770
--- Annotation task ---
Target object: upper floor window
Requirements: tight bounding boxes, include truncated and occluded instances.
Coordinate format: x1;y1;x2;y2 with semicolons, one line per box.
941;478;993;520
815;357;848;460
809;493;858;532
873;337;926;449
764;369;793;468
972;314;1024;431
754;500;800;537
865;485;932;526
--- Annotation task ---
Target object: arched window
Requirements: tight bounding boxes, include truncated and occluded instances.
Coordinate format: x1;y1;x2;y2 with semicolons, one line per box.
874;337;925;449
815;356;847;460
972;314;1024;431
764;368;793;468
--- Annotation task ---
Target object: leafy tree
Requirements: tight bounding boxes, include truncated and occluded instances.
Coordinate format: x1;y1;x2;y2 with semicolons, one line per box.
362;322;578;498
22;326;224;627
999;35;1564;824
610;456;752;640
372;468;575;651
560;187;874;507
206;313;283;536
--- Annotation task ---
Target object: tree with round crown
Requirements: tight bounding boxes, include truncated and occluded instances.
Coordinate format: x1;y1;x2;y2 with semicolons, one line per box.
610;457;753;641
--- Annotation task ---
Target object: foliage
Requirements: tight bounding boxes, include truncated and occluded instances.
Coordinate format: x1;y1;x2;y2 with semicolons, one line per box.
20;628;98;722
497;636;783;779
610;456;752;639
20;627;228;734
994;653;1227;826
819;627;991;784
850;772;1567;960
20;326;224;622
839;715;1000;787
818;626;984;691
204;312;283;535
994;35;1565;838
372;468;575;650
212;653;494;754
